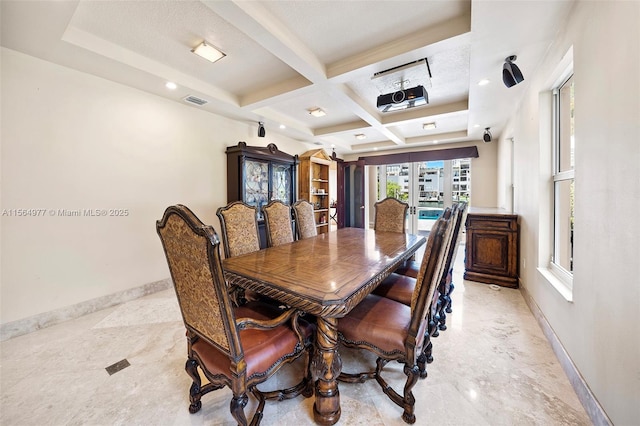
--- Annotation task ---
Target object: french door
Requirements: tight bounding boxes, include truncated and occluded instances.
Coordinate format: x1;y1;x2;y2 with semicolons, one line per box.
376;159;470;235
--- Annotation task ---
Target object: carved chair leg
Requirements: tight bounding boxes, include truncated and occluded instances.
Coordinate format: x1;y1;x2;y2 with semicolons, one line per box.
417;352;428;379
401;365;419;424
424;339;434;364
438;292;448;331
185;358;203;414
445;281;455;314
430;313;440;338
230;394;249;426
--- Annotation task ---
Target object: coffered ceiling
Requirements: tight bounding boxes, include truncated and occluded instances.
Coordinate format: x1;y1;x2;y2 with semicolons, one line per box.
1;0;575;156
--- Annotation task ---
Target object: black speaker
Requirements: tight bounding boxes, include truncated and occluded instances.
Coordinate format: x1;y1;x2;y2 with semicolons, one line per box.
503;55;524;88
483;128;492;143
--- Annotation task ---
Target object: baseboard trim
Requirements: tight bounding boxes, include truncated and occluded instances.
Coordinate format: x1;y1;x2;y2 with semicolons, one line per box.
519;285;611;426
0;278;172;342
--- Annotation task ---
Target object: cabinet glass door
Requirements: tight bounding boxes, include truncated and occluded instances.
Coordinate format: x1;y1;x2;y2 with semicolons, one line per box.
271;163;292;203
244;159;269;211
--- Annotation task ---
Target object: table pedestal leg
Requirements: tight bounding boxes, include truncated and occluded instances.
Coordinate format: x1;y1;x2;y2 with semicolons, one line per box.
312;317;342;425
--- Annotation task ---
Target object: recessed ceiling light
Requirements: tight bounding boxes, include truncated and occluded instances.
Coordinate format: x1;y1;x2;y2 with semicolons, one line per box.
165;82;177;90
308;108;326;117
191;41;226;63
433;140;439;144
423;122;436;130
473;124;480;128
373;147;378;151
355;133;366;140
279;124;286;129
478;79;490;86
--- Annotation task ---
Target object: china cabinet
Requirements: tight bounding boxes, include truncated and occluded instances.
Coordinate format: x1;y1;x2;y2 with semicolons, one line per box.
226;142;298;246
298;149;333;235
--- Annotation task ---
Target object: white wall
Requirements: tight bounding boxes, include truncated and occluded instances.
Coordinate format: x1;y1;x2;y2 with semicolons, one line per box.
0;48;309;324
499;2;640;424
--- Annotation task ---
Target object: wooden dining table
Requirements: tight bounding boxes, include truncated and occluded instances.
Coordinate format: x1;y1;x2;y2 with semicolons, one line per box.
223;227;426;425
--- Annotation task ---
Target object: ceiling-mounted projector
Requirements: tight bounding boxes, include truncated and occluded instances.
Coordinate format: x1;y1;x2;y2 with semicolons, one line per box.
377;85;428;112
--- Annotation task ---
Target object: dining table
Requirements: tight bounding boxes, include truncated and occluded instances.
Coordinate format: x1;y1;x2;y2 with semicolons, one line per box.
223;227;426;425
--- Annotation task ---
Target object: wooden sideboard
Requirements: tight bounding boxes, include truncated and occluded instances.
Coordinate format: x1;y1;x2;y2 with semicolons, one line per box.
464;208;519;288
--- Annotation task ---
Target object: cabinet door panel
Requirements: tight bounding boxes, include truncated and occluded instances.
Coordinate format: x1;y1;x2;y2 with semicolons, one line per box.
271;162;292;203
244;159;269;211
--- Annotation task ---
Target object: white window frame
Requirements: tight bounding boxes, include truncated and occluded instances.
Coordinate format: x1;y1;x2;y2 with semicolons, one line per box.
550;71;574;290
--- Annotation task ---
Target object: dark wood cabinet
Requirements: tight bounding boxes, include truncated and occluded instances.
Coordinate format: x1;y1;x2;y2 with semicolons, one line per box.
464;208;519;288
226;142;298;247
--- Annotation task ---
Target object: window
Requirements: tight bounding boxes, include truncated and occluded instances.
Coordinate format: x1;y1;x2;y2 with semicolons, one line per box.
552;73;574;283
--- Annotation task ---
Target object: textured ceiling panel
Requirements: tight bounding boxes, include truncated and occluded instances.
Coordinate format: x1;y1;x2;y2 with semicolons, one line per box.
69;1;300;96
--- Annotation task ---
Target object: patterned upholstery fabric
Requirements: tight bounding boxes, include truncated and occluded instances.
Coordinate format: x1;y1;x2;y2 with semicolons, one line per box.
263;200;294;247
411;209;452;312
216;201;261;258
156;205;314;424
374;197;409;233
157;206;231;352
292;200;317;240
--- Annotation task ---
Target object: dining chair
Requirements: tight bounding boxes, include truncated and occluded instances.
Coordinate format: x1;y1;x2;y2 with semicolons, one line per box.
437;201;468;327
337;214;452;424
389;202;468;331
157;205;314;426
216;201;261;258
373;197;409;233
262;200;294;247
292;199;317;240
216;201;265;304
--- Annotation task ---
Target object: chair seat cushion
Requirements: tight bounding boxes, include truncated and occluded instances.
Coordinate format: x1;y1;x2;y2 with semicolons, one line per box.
372;273;416;306
338;294;410;355
393;260;420;278
192;303;313;380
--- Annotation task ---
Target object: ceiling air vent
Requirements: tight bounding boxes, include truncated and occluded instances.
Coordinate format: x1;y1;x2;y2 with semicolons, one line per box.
183;95;208;106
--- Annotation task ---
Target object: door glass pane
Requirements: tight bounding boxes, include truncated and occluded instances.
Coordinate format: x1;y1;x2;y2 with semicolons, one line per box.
554;179;574;273
416;161;444;233
245;159;269;211
452;158;471;203
384;164;410;202
271;163;291;203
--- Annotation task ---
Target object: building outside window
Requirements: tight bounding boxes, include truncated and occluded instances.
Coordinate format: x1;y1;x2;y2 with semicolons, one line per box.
553;73;575;282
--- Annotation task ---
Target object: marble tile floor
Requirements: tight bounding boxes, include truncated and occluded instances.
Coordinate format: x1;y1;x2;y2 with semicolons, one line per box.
0;247;591;425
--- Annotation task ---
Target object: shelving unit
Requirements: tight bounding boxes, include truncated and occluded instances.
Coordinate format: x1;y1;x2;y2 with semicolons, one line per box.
298;149;333;235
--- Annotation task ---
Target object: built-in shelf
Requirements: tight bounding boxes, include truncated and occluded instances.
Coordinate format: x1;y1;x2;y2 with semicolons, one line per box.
299;149;333;236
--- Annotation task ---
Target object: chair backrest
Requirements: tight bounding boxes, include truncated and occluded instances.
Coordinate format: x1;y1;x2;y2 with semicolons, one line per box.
436;204;464;286
262;200;294;247
448;201;468;272
292;200;317;240
216;201;261;258
406;211;453;357
374;197;409;233
157;205;242;359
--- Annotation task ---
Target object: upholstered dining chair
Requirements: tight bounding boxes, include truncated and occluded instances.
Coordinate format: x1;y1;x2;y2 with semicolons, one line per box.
262;200;294;247
157;205;313;426
373;207;458;343
388;202;468;331
216;201;261;258
292;200;317;240
337;214;452;424
373;197;409;233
